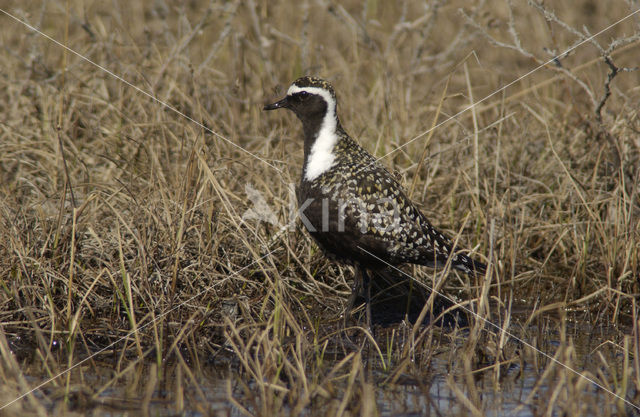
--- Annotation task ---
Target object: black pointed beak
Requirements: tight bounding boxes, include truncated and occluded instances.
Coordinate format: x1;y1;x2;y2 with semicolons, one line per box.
263;96;289;111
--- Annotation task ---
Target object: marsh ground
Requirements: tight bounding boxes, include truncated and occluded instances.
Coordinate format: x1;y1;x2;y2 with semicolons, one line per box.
1;0;639;415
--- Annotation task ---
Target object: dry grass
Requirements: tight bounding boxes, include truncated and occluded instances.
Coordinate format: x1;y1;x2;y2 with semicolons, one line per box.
1;0;639;415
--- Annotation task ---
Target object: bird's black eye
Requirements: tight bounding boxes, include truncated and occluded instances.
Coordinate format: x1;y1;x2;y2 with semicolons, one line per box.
295;91;310;101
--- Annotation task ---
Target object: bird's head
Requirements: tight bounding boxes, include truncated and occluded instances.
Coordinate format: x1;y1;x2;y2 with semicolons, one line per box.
264;76;337;124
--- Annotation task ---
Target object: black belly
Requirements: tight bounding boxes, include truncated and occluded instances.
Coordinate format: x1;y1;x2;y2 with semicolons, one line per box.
296;187;400;267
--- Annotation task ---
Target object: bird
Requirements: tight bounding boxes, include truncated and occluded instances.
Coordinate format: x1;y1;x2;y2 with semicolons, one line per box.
264;76;486;326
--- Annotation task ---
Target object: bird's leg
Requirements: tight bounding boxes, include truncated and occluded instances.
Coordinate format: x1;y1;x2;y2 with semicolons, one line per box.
345;265;368;326
345;287;357;329
360;267;372;329
346;266;361;326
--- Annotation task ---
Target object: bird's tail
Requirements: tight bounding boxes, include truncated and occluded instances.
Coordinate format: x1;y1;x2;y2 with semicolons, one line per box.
453;253;487;276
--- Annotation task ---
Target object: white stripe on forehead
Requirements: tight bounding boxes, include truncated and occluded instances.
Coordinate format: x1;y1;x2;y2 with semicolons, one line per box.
287;85;336;111
286;85;340;182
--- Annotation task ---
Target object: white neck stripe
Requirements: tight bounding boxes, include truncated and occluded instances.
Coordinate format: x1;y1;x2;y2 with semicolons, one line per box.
287;85;339;182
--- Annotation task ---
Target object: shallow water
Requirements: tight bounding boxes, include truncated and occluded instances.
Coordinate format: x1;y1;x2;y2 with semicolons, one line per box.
3;315;635;416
